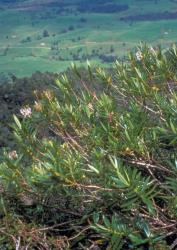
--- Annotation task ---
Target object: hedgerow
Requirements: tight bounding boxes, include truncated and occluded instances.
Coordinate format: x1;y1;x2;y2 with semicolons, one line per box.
0;44;177;249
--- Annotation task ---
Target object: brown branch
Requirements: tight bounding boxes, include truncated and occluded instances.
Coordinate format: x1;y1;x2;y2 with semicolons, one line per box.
125;159;173;174
68;226;90;241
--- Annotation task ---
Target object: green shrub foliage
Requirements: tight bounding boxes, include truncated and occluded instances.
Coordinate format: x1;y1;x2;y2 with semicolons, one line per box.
0;44;177;249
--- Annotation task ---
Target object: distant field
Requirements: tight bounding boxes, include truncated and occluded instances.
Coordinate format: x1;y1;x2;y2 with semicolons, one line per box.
0;0;177;77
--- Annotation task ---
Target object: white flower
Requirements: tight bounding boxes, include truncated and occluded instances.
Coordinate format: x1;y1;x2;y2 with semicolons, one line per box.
149;47;156;55
8;150;18;160
20;107;32;118
136;51;143;61
88;103;94;112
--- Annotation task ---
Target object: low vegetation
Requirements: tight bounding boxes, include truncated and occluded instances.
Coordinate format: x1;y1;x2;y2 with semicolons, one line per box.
0;44;177;249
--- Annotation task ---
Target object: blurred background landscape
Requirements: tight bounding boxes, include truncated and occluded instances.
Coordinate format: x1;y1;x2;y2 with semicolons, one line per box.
0;0;177;78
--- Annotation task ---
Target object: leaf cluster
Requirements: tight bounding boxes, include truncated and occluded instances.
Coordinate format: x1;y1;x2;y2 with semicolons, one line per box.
0;44;177;249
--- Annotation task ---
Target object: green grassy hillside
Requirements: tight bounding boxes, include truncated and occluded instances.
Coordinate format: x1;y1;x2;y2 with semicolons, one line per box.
1;0;177;77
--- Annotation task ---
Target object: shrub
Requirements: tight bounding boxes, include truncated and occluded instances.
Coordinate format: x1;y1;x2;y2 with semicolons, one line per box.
0;44;177;249
68;25;74;31
43;29;50;38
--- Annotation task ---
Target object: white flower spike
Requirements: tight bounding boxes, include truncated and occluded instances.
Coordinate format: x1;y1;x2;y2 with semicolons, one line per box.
20;107;32;118
136;50;143;61
8;150;18;160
